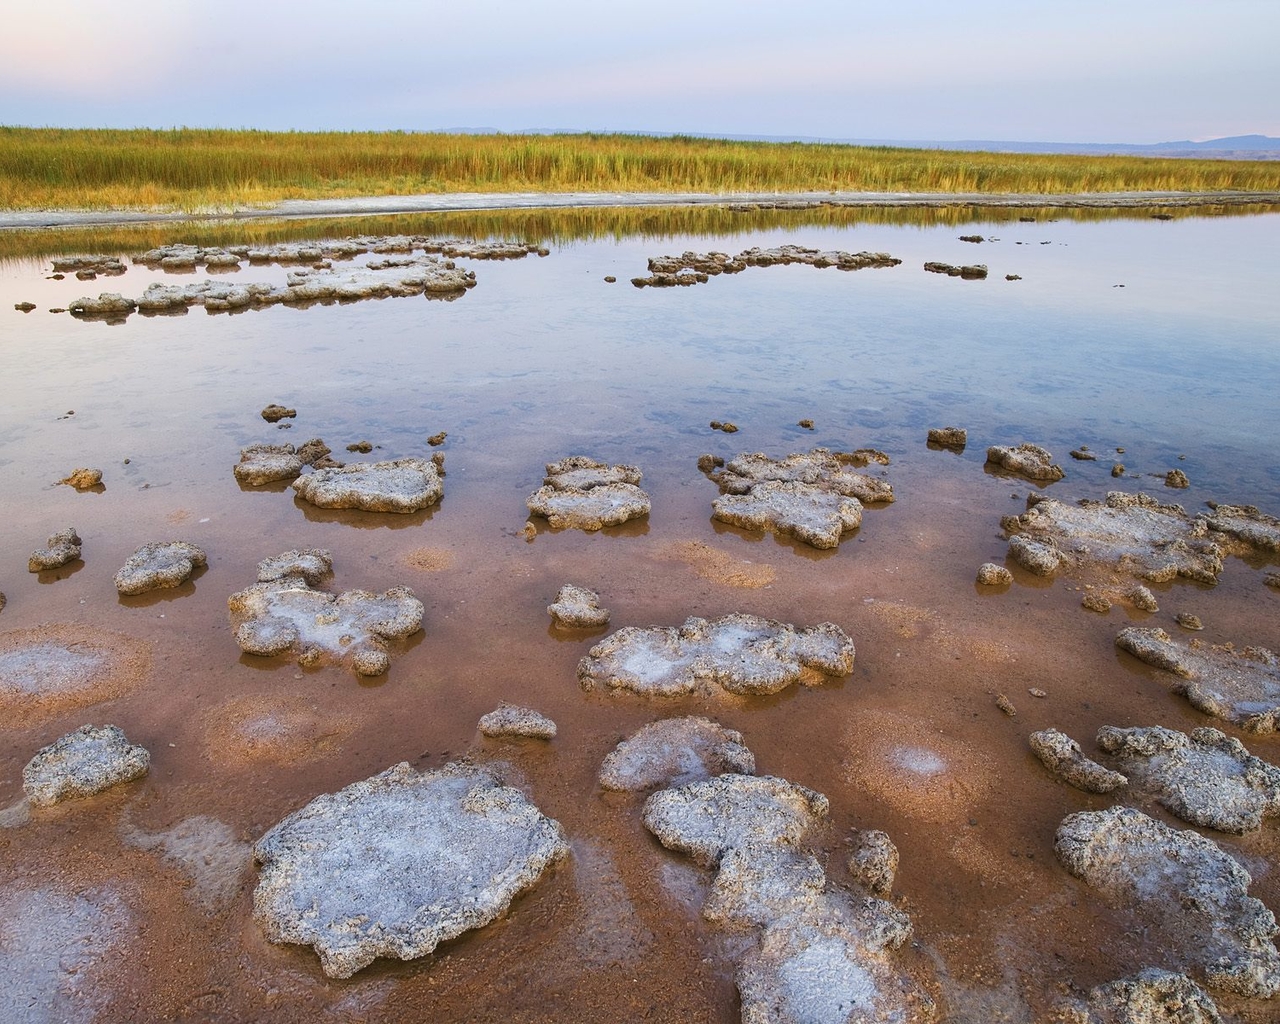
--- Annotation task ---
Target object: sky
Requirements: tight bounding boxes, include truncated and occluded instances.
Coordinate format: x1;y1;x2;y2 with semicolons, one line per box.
2;0;1276;144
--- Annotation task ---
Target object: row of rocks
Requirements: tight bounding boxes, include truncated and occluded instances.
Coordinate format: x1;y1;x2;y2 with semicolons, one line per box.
631;245;902;287
132;236;547;269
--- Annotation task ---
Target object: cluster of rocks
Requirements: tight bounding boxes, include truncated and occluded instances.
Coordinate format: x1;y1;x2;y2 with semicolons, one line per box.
578;612;855;697
924;261;988;279
50;255;127;278
234;439;333;485
705;448;892;550
228;550;422;676
22;724;150;806
598;717;755;791
114;541;206;595
132;236;547;270
1054;968;1223;1024
631;245;901;287
526;456;651;530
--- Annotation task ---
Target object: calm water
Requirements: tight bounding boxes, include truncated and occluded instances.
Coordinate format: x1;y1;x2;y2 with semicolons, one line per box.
1;207;1278;1022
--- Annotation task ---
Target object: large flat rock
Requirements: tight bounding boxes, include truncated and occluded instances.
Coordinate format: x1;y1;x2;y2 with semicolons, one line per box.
293;457;443;513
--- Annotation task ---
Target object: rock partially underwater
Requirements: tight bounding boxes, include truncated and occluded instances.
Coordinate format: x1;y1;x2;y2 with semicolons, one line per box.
293;456;444;513
526;456;651;530
23;724;150;807
1116;626;1280;734
1029;728;1128;794
134;235;546;270
478;705;557;740
234;443;304;485
547;584;610;628
599;717;756;791
252;761;568;979
986;443;1065;482
578;613;855;697
28;528;82;572
631;245;901;287
113;541;206;595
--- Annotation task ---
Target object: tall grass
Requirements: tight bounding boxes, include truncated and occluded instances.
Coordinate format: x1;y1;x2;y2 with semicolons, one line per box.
3;128;1279;211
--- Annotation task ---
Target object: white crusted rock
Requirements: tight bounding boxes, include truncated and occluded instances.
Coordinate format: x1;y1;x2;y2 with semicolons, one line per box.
547;584;610;627
293;457;443;513
599;717;756;791
986;442;1065;482
23;724;150;806
478;705;557;740
114;541;206;595
28;528;82;572
234;443;303;486
1030;728;1128;794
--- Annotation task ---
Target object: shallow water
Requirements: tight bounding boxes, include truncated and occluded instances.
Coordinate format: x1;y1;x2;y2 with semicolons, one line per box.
1;207;1278;1022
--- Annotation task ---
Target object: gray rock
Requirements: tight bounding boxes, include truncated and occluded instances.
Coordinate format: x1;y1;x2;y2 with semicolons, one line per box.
1116;626;1280;734
1030;728;1128;793
1055;806;1280;996
598;717;756;791
28;528;82;572
925;261;988;278
293;457;443;513
986;443;1065;482
847;829;899;896
927;426;967;448
578;613;855;697
23;724;149;806
976;562;1013;585
68;292;137;317
256;548;333;585
1002;492;1224;584
229;575;422;677
712;480;864;550
252;761;568;979
547;584;610;627
526;456;650;530
51;255;126;275
478;705;557;739
234;443;304;485
1060;968;1222;1024
1096;725;1280;833
1176;612;1204;631
1199;503;1280;554
631;245;900;287
113;541;206;595
711;448;894;505
1128;585;1159;612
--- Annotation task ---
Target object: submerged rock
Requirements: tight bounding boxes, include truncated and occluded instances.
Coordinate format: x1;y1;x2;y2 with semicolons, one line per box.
598;717;756;791
114;541;206;595
1055;806;1280;996
1096;725;1280;833
986;443;1065;482
58;467;102;490
1116;626;1280;734
526;456;650;530
1058;968;1222;1024
1002;492;1224;584
252;761;568;979
578;613;855;697
927;426;967;449
547;584;610;628
1029;728;1128;793
234;443;304;485
28;528;82;572
229;572;422;677
293;457;443;513
478;704;557;739
23;724;149;806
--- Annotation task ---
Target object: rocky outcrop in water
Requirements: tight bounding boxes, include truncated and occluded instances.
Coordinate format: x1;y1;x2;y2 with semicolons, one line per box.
133;236;547;271
58;468;102;490
630;245;901;287
67;292;137;318
927;426;967;449
1199;503;1280;554
924;261;988;278
252;761;568;979
986;443;1065;482
114;541;206;595
293;457;444;513
28;528;82;572
526;456;651;530
51;255;126;276
478;705;557;739
23;724;150;806
578;613;855;697
234;443;304;485
598;717;756;791
547;584;610;627
1030;728;1128;793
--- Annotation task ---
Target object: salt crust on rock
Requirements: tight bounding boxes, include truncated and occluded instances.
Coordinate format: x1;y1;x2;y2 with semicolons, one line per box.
113;541;206;595
1200;503;1280;554
1030;728;1128;794
598;717;756;791
986;442;1065;482
229;570;422;677
712;448;894;505
23;724;150;807
293;457;443;513
1055;806;1280;997
547;584;610;627
478;705;557;739
256;548;333;585
1116;626;1280;734
28;527;82;572
1055;968;1222;1024
1002;492;1224;583
713;481;864;550
526;456;651;530
252;761;568;979
1096;725;1280;834
578;613;855;697
234;443;304;485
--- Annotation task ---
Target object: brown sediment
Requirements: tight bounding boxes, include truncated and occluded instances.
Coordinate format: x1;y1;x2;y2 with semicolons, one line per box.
403;546;456;572
0;624;151;726
201;695;357;766
657;540;777;588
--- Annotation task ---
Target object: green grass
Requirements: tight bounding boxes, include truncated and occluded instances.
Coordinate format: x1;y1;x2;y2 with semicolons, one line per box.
3;127;1279;212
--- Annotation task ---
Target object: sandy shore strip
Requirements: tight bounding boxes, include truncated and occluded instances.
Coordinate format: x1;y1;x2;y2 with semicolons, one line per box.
3;189;1279;231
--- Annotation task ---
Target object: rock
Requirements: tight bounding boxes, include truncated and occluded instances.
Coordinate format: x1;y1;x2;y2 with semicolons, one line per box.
986;443;1065;482
1054;806;1280;996
927;426;967;449
345;440;373;453
1006;273;1023;280
1029;728;1128;793
1267;572;1280;590
294;437;333;466
478;705;557;739
526;456;650;530
114;541;206;595
28;528;82;572
22;724;149;806
976;563;1013;585
1030;687;1048;697
1113;463;1126;477
0;592;5;614
1083;592;1113;613
1071;449;1098;461
579;613;855;697
797;419;814;429
1095;725;1280;833
1128;585;1159;612
547;583;610;628
1176;612;1204;631
959;235;984;243
697;453;725;472
604;275;616;283
1115;626;1280;733
426;431;447;446
1199;503;1280;554
925;261;988;278
598;717;755;791
58;467;102;490
1002;492;1224;584
229;573;422;677
847;829;898;896
995;694;1017;716
252;761;568;979
714;480;864;550
261;404;296;422
631;245;901;287
255;549;333;585
712;448;894;504
68;292;137;318
1060;967;1222;1024
1165;469;1190;489
15;301;36;312
293;457;443;513
233;443;303;485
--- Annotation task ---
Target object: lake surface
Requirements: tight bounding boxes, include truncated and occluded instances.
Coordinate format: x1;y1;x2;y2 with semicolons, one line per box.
1;205;1278;1022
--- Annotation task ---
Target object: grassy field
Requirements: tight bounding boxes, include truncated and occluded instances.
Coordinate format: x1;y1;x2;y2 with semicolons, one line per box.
3;128;1280;212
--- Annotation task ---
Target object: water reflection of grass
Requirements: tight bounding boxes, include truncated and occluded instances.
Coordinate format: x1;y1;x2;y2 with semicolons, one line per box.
3;128;1280;212
3;202;1278;262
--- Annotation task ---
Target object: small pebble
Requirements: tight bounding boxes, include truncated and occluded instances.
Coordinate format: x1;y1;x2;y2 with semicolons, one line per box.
1028;688;1047;698
1127;585;1159;612
1175;612;1204;631
976;563;1013;586
603;276;616;283
995;694;1016;717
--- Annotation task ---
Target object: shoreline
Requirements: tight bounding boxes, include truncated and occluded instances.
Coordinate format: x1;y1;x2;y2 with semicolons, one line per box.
3;188;1279;231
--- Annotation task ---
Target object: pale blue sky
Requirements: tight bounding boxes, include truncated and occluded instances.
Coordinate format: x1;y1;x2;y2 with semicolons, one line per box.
2;0;1275;143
